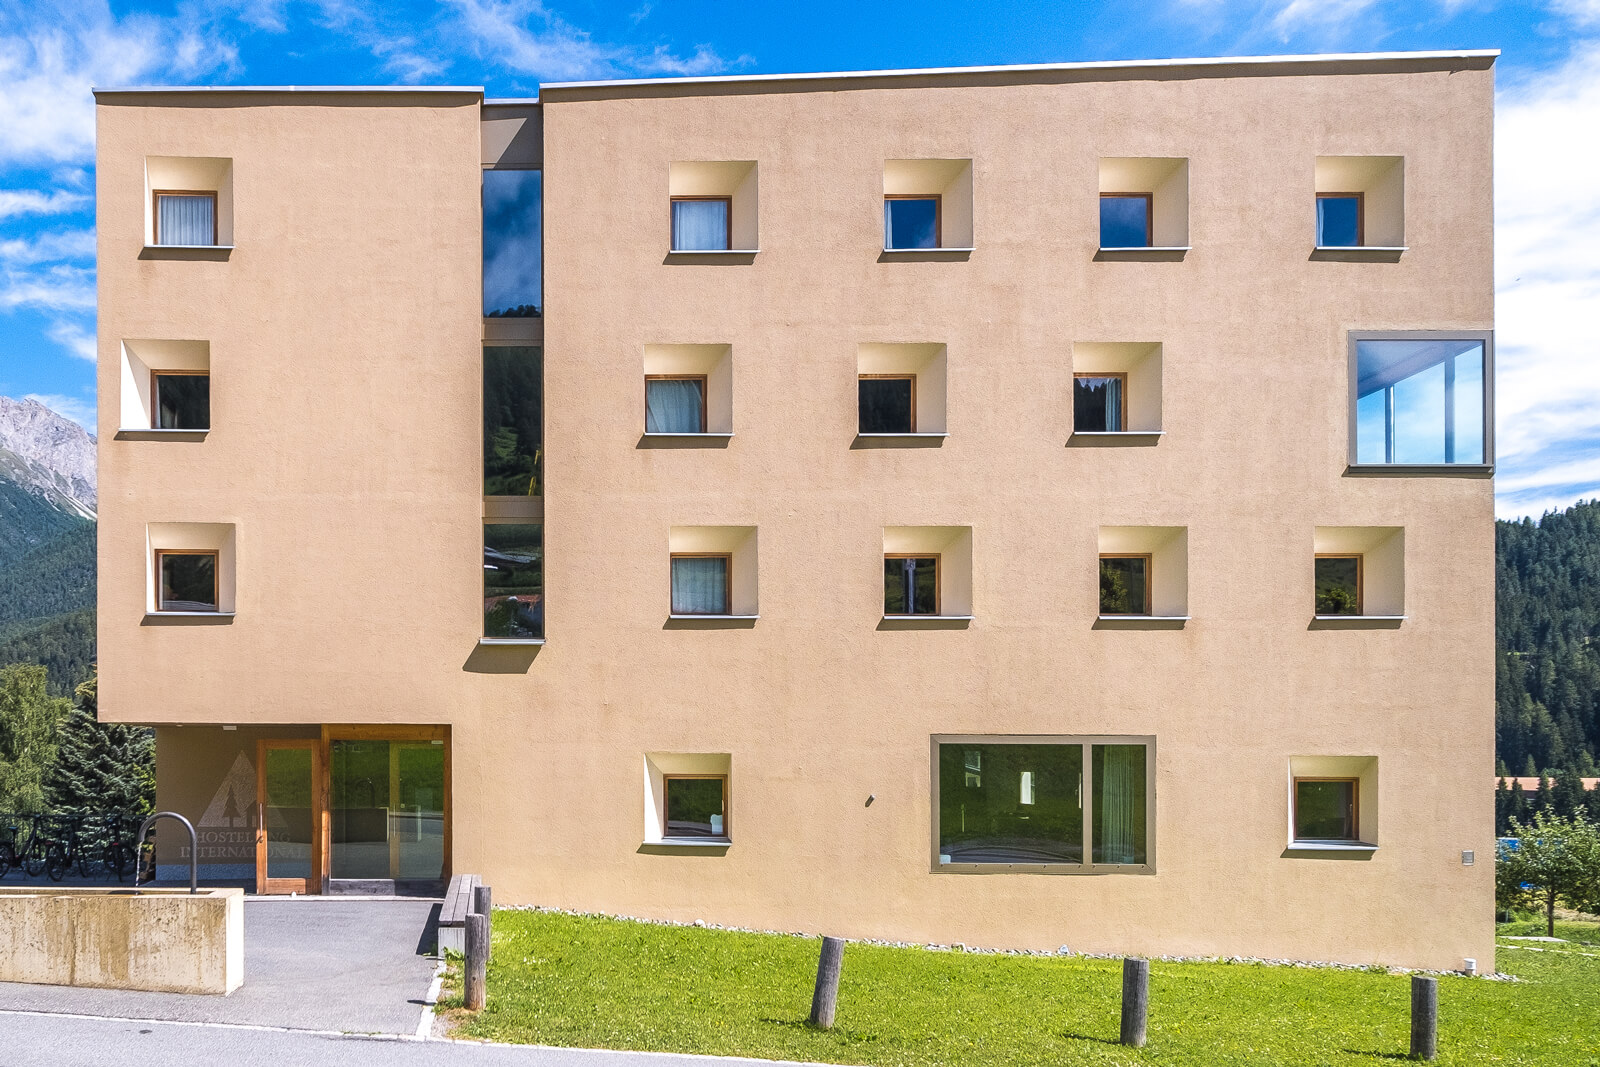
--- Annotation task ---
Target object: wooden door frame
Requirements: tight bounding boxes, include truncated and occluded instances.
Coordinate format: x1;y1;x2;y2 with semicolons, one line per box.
255;738;324;895
319;725;451;892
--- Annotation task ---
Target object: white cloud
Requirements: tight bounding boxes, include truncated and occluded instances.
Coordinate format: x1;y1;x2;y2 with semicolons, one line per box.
46;319;96;361
0;263;96;311
22;392;96;430
0;188;91;219
0;228;96;265
1269;0;1380;37
1549;0;1600;25
312;0;448;83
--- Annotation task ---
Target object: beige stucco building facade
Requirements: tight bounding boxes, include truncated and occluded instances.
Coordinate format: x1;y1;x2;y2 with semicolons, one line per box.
95;49;1498;970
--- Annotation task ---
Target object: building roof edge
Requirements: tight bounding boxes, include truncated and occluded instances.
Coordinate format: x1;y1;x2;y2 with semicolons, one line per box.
93;85;484;96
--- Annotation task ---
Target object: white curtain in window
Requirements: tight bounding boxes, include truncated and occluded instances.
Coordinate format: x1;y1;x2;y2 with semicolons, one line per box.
1096;745;1143;864
671;200;729;251
646;379;704;433
671;557;727;614
157;194;215;245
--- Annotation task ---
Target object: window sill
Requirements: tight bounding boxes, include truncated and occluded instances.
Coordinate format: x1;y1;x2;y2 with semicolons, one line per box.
1285;841;1378;853
645;838;731;848
642;432;735;439
1310;615;1405;630
883;615;973;621
145;611;235;618
1068;431;1163;446
1344;464;1494;477
115;428;209;440
1097;614;1190;621
880;246;975;254
478;637;545;646
1097;245;1190;253
144;244;235;251
668;614;758;620
1313;614;1406;622
669;248;759;254
856;432;949;441
1314;245;1407;253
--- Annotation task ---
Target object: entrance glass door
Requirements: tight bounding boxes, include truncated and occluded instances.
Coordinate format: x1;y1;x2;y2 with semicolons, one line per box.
329;738;447;886
256;740;321;894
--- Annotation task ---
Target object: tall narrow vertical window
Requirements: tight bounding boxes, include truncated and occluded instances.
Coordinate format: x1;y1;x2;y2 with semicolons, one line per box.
1074;374;1125;433
484;346;542;497
1091;744;1148;865
671;554;731;615
1316;193;1363;247
1293;778;1359;842
859;375;916;434
1099;193;1152;248
671;197;731;251
884;555;939;616
645;376;707;434
1353;336;1489;466
1314;555;1362;616
663;776;727;839
153;191;217;246
156;550;219;612
884;195;940;249
483;169;542;317
152;371;210;430
484;524;543;640
1099;555;1151;615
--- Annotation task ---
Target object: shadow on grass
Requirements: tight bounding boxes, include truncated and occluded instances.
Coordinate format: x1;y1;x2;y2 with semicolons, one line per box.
1339;1050;1413;1061
1060;1032;1123;1046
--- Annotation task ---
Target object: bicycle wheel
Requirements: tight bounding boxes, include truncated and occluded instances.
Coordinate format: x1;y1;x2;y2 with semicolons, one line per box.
46;844;67;882
0;842;14;879
77;847;96;879
22;846;44;878
108;844;129;882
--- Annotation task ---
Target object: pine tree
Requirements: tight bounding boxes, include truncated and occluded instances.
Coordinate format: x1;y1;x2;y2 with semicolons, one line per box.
1508;780;1529;830
45;674;154;819
0;663;67;813
1554;766;1589;818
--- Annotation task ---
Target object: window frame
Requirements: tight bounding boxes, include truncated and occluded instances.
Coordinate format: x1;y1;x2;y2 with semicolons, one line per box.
1346;329;1495;472
150;369;210;431
661;773;730;841
154;548;221;613
1314;553;1364;617
858;373;918;434
1098;553;1153;616
644;374;709;434
669;552;732;616
884;552;940;617
1099;192;1153;248
1316;191;1365;247
1292;775;1361;844
1073;371;1128;433
151;189;219;246
931;734;1156;875
883;193;942;249
669;195;732;252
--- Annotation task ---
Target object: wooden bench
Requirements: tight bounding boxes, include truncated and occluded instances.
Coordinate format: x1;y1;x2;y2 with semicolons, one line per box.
438;873;481;954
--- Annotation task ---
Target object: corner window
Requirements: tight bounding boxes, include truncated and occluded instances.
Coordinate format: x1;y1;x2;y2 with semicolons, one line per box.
484;524;543;640
1352;334;1490;467
859;375;916;433
884;195;940;250
884;555;938;616
151;370;210;430
153;191;217;246
1314;555;1362;616
935;737;1153;871
1073;374;1125;433
664;776;727;839
1099;194;1151;248
671;197;731;251
1099;555;1150;615
156;550;218;612
1293;778;1359;843
646;376;707;434
1316;193;1363;248
671;554;731;615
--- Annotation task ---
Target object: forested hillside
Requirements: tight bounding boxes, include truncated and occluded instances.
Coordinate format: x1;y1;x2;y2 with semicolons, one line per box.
1497;499;1600;775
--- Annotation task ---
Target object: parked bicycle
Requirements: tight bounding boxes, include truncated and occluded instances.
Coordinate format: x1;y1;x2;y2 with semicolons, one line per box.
0;812;144;881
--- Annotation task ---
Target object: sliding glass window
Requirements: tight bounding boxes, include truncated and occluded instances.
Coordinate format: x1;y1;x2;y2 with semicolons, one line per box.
1352;333;1491;467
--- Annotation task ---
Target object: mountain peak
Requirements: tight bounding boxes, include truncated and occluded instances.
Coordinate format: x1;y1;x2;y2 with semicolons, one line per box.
0;395;97;519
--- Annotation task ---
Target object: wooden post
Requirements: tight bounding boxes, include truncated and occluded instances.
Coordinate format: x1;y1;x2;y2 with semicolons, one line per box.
472;884;492;961
808;936;844;1028
464;912;488;1011
1120;957;1149;1048
1410;975;1438;1060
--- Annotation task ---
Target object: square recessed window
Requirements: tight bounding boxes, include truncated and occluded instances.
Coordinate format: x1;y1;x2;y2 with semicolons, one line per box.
884;196;940;249
484;524;543;640
154;191;217;246
1074;374;1125;433
884;555;939;616
1294;778;1359;842
646;376;707;434
1314;555;1362;616
145;157;232;247
671;197;731;251
664;776;727;839
151;371;210;430
1316;193;1363;247
1353;334;1490;466
859;375;916;433
1099;194;1151;248
156;550;219;612
1099;555;1150;615
1098;158;1188;249
671;554;731;615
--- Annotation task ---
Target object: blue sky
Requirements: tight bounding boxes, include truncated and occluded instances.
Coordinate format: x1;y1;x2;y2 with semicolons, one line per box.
1;0;1596;517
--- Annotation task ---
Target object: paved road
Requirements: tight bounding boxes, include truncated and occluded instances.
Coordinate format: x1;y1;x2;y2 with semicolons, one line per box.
0;1013;838;1067
0;897;440;1034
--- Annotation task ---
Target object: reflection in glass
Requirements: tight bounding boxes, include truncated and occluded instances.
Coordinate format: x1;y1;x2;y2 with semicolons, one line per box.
1317;194;1362;246
884;556;938;615
484;346;542;496
156;192;215;245
859;376;915;433
1099;556;1149;615
330;740;447;881
671;198;730;251
264;746;313;880
1092;745;1148;864
1295;778;1358;841
154;373;210;430
646;377;705;433
664;776;726;838
938;743;1083;863
671;555;729;615
484;524;543;639
483;169;542;317
1355;338;1486;464
1074;375;1124;432
884;197;939;249
1315;556;1361;615
158;551;217;612
1099;194;1151;247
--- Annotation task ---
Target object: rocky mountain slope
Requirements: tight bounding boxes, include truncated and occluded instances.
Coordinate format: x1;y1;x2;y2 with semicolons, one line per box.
0;395;96;519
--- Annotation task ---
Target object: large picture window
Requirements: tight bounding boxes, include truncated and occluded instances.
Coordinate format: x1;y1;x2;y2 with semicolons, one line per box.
935;737;1153;871
1352;334;1491;467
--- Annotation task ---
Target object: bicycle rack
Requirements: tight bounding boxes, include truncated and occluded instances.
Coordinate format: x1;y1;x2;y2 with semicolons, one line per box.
132;811;199;894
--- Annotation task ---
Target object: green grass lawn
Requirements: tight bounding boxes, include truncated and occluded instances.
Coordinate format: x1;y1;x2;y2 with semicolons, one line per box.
438;910;1600;1066
1497;917;1600;946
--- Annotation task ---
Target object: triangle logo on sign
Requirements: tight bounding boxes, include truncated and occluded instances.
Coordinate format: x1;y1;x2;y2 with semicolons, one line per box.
200;751;255;828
